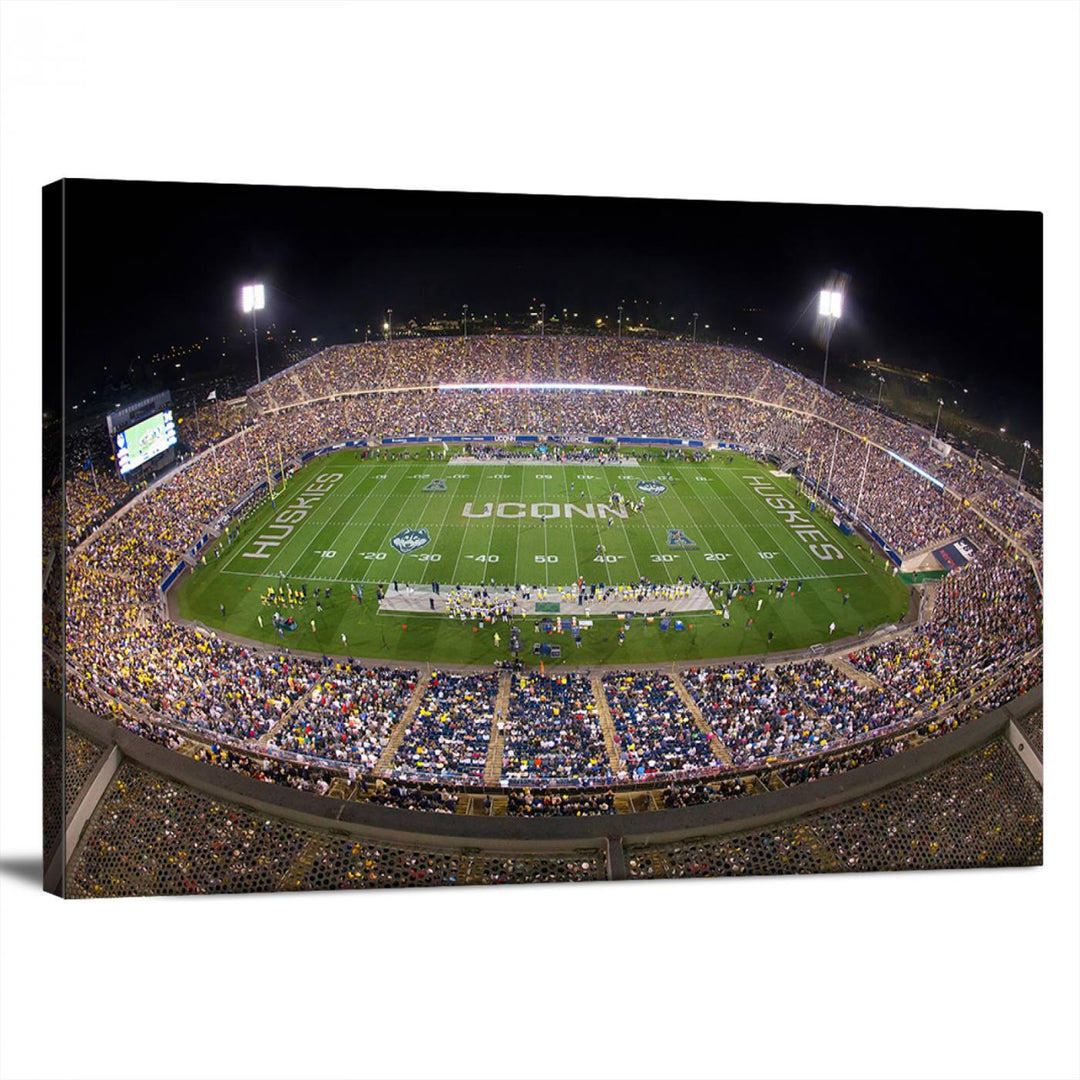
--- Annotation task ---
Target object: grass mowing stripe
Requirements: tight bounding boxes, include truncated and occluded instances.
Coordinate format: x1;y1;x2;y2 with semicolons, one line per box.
560;469;583;585
595;466;645;583
578;466;627;585
510;465;525;587
480;465;514;584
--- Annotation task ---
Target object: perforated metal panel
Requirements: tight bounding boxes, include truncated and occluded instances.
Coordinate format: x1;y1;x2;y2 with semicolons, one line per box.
66;759;607;898
64;729;105;816
626;739;1041;879
66;761;315;898
1016;708;1042;760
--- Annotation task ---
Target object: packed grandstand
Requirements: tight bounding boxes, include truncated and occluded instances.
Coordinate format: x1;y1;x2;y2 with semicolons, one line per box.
48;336;1043;830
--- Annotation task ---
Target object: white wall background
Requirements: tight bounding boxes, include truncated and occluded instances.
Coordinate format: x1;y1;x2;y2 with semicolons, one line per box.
2;4;1077;1078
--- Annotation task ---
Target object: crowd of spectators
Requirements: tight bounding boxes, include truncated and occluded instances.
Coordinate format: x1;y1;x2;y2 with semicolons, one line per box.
685;663;834;766
603;671;721;776
502;672;610;783
504;789;617;816
269;664;417;769
390;671;498;781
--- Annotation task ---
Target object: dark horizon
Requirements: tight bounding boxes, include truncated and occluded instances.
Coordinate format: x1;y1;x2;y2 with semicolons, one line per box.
53;179;1043;445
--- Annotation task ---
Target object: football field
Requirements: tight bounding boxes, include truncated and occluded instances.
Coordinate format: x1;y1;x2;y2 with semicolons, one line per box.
178;448;910;665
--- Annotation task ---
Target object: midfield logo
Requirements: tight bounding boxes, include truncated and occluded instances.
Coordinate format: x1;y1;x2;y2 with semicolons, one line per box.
390;528;431;554
423;479;447;492
637;480;667;495
667;528;697;548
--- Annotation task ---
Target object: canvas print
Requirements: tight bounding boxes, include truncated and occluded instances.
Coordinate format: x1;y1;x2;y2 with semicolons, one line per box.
42;181;1043;898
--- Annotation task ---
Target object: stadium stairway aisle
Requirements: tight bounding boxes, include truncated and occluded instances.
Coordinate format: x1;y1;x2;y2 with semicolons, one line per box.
673;673;734;766
279;835;326;891
376;671;432;773
484;672;512;785
258;662;333;748
828;655;883;691
590;674;625;776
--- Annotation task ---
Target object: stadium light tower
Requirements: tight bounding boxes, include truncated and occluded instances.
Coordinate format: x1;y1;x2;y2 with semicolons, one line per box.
692;312;699;343
241;284;266;384
819;288;842;388
386;308;393;343
462;304;468;342
617;304;623;339
1017;440;1031;493
539;302;546;339
876;376;886;408
933;398;944;439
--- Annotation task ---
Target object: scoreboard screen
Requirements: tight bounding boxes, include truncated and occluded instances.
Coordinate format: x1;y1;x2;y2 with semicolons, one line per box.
115;410;177;475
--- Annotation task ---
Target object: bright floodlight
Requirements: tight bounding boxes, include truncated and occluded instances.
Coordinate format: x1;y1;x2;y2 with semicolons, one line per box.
819;289;842;319
241;284;265;314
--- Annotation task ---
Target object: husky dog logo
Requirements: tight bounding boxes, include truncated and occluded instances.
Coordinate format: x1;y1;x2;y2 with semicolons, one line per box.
390;528;431;554
637;479;667;495
423;479;447;492
667;528;697;549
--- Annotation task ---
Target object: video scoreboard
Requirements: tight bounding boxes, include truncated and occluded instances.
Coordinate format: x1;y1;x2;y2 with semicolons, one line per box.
106;391;178;478
115;410;177;475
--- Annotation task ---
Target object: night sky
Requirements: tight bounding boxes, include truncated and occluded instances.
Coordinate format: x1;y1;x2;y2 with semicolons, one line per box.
56;179;1042;442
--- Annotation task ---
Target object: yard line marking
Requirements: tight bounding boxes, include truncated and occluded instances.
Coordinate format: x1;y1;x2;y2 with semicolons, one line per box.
704;463;816;582
416;463;472;585
713;464;867;582
615;462;691;583
343;463;447;585
228;455;374;580
382;461;459;585
448;463;490;585
580;467;644;584
482;467;514;584
664;462;755;585
287;460;404;582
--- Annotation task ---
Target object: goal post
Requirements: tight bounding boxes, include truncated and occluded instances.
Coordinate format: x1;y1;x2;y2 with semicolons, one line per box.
264;446;288;504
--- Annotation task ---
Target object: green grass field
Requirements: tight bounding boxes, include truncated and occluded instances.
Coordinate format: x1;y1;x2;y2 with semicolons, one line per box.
176;448;910;665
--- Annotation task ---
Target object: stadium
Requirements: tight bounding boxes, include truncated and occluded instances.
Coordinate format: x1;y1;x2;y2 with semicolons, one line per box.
45;332;1043;896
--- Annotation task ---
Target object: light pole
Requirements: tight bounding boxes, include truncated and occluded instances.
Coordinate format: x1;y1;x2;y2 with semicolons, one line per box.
462;304;468;342
617;304;623;339
876;376;885;408
386;308;392;343
692;312;699;344
241;284;266;384
539;303;546;339
819;289;842;389
1017;440;1030;493
933;398;944;439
